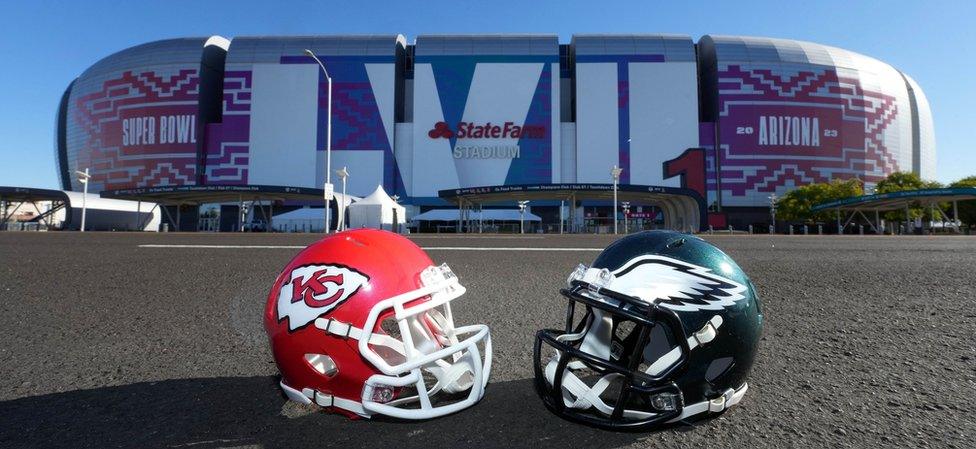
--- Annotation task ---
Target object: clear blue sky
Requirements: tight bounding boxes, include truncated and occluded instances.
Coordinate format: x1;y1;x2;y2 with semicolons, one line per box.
1;0;973;188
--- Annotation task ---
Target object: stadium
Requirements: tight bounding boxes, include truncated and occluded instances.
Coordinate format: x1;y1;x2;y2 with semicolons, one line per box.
8;12;976;446
53;33;936;231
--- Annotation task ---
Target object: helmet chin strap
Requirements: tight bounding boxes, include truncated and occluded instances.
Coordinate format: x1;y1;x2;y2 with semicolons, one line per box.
544;350;656;419
413;337;476;395
544;313;733;421
314;317;477;409
424;359;475;394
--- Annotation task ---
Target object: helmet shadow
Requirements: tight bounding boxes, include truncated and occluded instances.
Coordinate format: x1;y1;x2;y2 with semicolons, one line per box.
0;376;710;448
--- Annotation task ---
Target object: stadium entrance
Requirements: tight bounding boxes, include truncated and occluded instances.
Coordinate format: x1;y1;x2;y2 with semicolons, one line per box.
102;185;328;232
438;184;707;233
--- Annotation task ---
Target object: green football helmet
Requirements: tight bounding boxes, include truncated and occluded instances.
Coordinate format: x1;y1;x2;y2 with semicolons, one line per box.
534;230;764;430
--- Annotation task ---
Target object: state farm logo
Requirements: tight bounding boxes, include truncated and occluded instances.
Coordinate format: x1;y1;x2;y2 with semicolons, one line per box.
427;121;545;139
276;264;369;331
429;121;455;138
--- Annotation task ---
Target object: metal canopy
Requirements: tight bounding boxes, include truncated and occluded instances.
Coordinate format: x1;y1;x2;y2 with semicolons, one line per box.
0;186;70;203
811;188;976;235
812;188;976;212
438;183;707;232
100;185;328;232
0;186;72;228
100;184;326;205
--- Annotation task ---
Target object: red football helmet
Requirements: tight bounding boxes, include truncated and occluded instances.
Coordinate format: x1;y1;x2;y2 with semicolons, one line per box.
264;229;492;420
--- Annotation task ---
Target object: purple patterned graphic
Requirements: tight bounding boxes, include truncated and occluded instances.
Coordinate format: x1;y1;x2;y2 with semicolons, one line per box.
204;56;397;191
304;58;397;193
616;64;630;184
505;62;553;184
713;65;900;204
204;70;251;184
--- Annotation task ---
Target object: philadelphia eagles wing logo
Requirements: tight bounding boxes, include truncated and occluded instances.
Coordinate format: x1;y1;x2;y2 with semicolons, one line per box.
277;264;369;331
608;256;748;312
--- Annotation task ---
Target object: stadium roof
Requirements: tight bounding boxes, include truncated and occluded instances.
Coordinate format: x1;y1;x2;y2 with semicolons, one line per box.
414;35;557;56
812;188;976;212
571;34;695;62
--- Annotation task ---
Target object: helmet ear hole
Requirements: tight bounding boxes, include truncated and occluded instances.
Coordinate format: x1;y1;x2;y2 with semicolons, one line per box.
611;320;638;362
639;324;678;374
305;353;338;378
373;316;408;366
613;320;637;342
379;316;402;339
705;356;735;383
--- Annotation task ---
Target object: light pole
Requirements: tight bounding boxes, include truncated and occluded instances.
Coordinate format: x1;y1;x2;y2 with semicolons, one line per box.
239;201;247;232
391;195;401;233
611;165;623;234
559;199;565;234
621;201;631;234
75;168;90;232
768;193;777;234
335;166;349;231
304;49;333;234
518;200;530;234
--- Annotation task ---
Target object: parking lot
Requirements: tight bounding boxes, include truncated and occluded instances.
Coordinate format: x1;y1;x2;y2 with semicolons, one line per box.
1;232;974;448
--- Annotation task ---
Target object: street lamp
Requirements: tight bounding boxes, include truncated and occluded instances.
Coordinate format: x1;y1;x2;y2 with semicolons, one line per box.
611;165;623;234
75;168;90;232
621;201;631;234
518;200;530;234
335;166;349;231
304;49;334;234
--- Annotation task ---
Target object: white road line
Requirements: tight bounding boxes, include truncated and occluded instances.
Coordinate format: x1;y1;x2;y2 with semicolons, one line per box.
422;247;602;251
410;236;546;239
137;244;602;251
138;244;306;249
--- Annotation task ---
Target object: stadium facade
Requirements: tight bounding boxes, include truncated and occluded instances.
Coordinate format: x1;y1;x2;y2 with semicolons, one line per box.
56;33;936;229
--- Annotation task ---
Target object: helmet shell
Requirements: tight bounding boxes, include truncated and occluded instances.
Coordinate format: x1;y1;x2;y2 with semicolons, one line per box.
588;230;764;406
263;229;434;406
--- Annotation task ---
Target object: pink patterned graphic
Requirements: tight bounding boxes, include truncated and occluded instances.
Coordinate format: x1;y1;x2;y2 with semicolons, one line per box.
714;65;901;203
72;69;200;190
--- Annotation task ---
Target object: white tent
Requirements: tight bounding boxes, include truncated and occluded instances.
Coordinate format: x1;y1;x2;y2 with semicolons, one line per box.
347;185;406;231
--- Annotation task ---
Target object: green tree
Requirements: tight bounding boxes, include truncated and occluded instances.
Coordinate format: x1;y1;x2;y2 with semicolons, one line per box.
949;176;976;226
776;178;863;222
874;171;925;193
874;172;945;221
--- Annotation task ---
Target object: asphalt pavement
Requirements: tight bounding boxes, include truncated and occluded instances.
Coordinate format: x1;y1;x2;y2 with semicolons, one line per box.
0;232;973;448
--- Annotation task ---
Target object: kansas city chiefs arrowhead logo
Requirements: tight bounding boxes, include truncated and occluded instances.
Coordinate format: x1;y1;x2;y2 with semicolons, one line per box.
277;264;369;331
